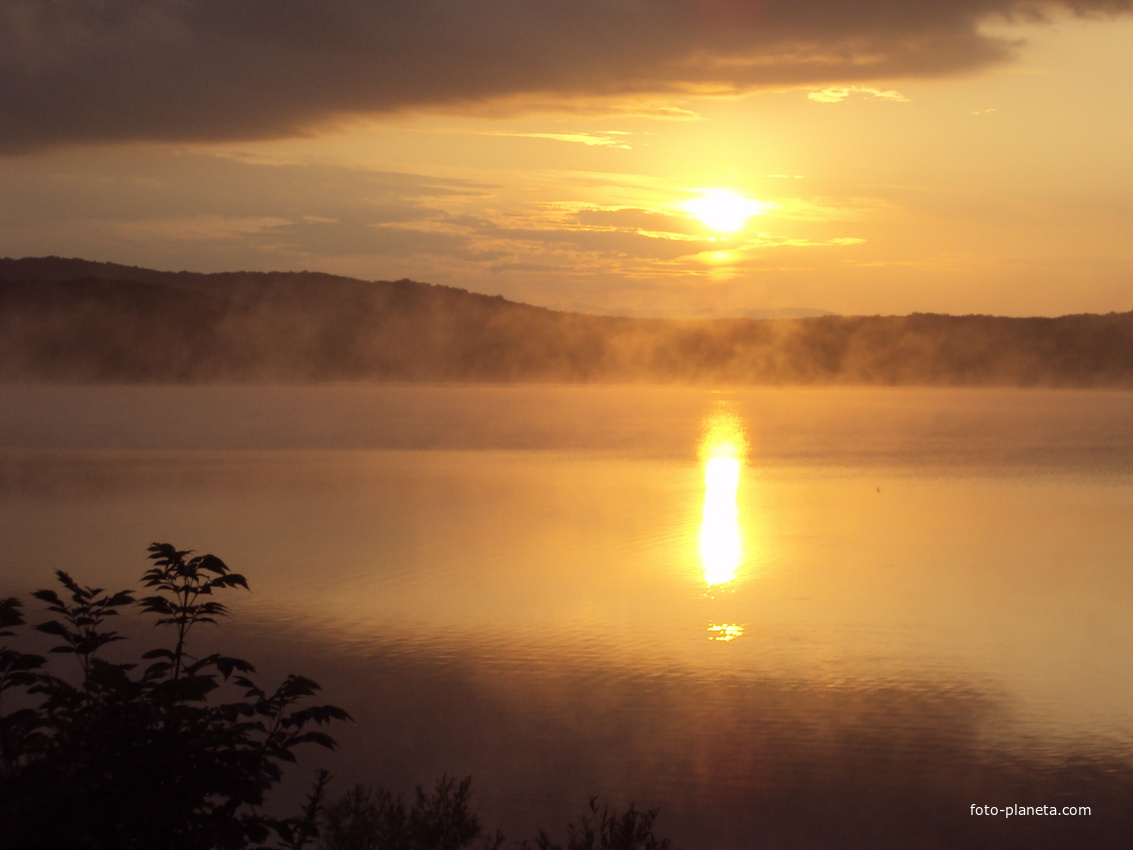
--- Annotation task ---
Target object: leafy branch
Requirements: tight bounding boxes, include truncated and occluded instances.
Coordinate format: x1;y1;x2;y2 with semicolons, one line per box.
0;543;351;850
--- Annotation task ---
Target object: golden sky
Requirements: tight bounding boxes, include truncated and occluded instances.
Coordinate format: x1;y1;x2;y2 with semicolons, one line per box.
1;1;1131;317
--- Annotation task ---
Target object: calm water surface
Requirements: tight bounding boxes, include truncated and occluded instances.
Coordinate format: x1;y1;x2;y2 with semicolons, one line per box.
2;385;1133;848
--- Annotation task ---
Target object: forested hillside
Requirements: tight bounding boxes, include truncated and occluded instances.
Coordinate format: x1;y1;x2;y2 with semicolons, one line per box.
3;257;1133;385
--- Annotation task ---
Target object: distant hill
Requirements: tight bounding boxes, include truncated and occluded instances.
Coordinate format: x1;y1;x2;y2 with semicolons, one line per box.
3;257;1133;385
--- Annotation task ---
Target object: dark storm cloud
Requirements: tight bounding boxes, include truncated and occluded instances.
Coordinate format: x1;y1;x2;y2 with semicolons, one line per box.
2;0;1130;153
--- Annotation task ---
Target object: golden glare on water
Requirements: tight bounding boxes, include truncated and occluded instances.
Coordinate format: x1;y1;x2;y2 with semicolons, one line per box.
684;189;765;233
707;623;745;642
698;405;749;587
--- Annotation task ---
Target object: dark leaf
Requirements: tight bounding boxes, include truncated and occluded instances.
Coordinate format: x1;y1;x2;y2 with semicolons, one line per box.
33;620;70;638
0;597;25;630
30;589;62;607
197;553;231;575
288;731;337;750
106;590;136;607
144;660;172;678
216;655;256;679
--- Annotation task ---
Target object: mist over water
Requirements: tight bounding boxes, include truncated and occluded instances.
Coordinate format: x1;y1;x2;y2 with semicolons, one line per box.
4;384;1133;467
2;385;1132;848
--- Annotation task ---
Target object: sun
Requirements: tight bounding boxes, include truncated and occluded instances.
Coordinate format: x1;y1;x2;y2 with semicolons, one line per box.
684;189;765;233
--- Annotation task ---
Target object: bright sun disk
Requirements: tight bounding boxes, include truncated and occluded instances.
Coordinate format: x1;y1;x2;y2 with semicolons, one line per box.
685;190;765;233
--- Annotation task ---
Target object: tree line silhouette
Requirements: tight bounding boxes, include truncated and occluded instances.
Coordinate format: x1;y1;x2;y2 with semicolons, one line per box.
3;257;1133;385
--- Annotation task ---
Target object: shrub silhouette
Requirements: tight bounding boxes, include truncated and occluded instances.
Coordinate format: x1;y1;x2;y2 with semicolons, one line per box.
320;782;676;850
0;543;350;850
522;798;675;850
321;776;504;850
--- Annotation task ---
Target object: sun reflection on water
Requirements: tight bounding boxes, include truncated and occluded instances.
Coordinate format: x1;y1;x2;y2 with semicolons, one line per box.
707;623;745;642
698;404;749;587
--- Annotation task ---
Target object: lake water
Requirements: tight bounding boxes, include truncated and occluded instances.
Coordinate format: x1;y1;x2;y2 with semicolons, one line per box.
2;385;1133;848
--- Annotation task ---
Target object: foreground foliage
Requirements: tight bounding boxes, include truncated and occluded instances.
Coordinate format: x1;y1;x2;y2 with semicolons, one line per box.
523;798;674;850
321;781;674;850
0;543;350;850
1;543;678;850
321;776;504;850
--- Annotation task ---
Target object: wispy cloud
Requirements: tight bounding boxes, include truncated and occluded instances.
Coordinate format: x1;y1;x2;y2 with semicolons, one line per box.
472;131;633;149
807;86;911;104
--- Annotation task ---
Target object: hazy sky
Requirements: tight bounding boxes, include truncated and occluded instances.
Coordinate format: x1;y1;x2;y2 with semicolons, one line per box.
2;0;1132;317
